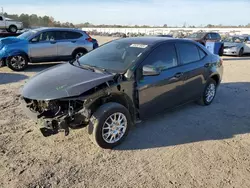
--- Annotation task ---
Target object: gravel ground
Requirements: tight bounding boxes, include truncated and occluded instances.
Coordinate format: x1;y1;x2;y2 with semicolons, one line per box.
1;36;250;188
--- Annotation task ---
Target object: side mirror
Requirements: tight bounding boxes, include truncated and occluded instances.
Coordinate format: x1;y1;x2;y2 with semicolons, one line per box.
142;65;161;76
30;38;38;43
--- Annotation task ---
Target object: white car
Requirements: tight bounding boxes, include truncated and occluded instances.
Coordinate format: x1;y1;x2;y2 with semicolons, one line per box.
0;15;23;33
223;35;250;57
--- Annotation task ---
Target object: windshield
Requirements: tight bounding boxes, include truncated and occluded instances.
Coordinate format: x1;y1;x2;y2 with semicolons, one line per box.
187;33;206;39
17;30;37;40
224;36;246;43
77;41;149;73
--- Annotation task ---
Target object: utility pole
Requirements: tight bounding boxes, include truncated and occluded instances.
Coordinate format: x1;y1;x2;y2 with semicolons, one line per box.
1;7;3;15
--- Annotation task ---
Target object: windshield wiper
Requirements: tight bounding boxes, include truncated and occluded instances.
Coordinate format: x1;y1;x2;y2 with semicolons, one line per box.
70;58;110;73
88;65;110;74
70;58;95;71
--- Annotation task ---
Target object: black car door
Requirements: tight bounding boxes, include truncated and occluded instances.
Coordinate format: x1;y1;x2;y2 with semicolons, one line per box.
136;42;185;118
175;42;210;102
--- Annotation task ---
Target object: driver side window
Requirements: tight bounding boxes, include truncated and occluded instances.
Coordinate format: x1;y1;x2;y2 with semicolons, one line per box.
142;43;178;70
31;31;56;42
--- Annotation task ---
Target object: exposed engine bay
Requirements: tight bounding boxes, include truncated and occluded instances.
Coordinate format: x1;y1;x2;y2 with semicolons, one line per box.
20;74;137;137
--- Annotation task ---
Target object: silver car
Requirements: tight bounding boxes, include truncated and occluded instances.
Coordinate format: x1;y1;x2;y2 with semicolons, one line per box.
223;35;250;57
0;27;97;71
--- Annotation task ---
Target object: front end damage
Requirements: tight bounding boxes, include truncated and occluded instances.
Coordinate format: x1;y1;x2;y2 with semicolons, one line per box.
20;76;137;137
21;97;91;136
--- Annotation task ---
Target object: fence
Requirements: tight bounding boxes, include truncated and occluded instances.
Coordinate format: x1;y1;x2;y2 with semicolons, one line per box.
82;27;250;35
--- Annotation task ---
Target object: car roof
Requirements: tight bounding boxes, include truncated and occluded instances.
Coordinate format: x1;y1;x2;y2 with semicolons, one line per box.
116;37;192;45
33;27;84;33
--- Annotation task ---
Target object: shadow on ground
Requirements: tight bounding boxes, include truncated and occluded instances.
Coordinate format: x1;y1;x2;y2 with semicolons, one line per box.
116;82;250;150
0;72;29;84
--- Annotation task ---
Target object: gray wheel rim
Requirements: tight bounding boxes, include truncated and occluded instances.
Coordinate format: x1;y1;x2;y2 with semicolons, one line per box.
9;56;26;70
102;112;127;144
10;27;16;32
205;83;216;103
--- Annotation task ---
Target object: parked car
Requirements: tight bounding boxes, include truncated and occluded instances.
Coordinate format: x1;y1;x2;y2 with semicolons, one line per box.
20;37;223;149
0;27;98;71
186;32;221;45
152;34;173;37
223;35;250;56
186;32;224;56
0;15;23;33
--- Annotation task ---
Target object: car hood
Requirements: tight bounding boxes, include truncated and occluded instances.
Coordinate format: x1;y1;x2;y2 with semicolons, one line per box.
0;37;27;46
21;63;114;100
224;42;242;48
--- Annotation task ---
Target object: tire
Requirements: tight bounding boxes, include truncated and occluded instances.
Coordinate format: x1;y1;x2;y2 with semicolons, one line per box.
197;79;217;106
8;25;18;33
238;48;244;57
7;54;28;71
88;102;132;149
72;49;87;60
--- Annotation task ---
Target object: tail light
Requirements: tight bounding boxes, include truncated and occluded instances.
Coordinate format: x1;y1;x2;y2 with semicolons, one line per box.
84;31;93;42
86;37;93;42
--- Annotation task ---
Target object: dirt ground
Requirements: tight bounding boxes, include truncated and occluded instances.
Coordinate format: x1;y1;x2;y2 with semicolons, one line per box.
1;36;250;188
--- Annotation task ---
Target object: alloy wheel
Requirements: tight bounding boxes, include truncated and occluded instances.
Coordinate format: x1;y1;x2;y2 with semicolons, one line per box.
102;112;127;144
205;83;216;103
9;56;26;70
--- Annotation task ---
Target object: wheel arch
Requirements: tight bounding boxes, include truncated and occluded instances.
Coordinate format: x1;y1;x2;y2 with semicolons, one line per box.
72;47;88;56
7;50;30;62
8;25;18;32
210;74;220;86
88;92;136;123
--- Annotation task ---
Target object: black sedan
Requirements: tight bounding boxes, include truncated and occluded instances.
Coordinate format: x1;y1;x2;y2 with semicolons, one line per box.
20;37;223;149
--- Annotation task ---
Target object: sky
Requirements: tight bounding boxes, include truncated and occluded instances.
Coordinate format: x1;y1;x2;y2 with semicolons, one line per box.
2;0;250;26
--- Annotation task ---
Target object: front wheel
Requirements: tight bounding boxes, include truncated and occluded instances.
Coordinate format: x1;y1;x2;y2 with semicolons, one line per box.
238;48;244;57
7;55;28;71
88;103;132;149
197;79;217;106
8;25;18;33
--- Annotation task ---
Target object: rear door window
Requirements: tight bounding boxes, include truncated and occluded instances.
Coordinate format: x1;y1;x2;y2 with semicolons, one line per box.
215;33;221;40
57;31;83;40
210;33;218;40
0;16;3;21
176;42;201;64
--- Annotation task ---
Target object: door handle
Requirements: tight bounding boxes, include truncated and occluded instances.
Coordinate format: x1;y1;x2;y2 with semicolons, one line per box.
50;41;56;44
174;72;183;78
71;41;76;43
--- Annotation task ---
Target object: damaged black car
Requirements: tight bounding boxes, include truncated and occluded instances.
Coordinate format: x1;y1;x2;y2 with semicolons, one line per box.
20;37;223;148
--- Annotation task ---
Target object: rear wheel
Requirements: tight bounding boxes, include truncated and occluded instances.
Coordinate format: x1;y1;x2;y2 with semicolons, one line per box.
8;25;18;33
238;48;244;57
7;55;28;71
88;102;132;149
73;49;87;60
198;79;217;106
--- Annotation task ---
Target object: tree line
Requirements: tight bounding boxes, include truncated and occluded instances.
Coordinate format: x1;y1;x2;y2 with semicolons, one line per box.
3;13;250;29
3;13;75;28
